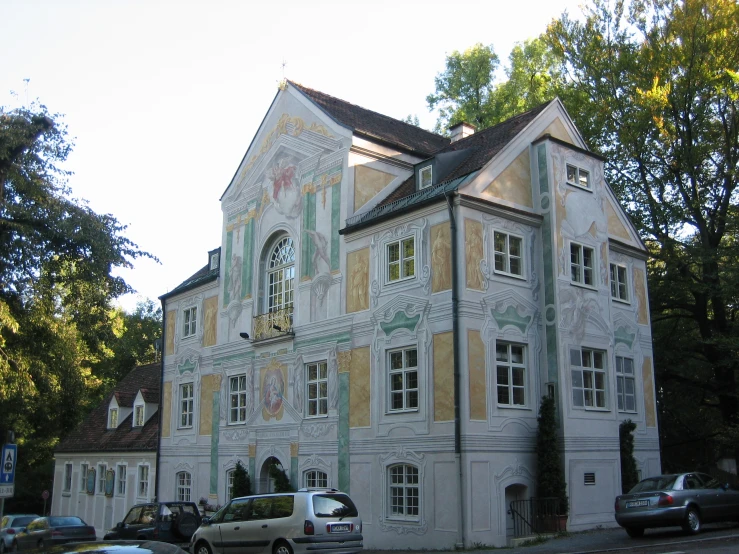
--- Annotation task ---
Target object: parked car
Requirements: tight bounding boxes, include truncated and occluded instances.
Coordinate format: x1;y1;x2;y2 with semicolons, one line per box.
615;472;739;537
36;539;187;554
190;488;363;554
104;502;201;546
0;515;39;554
10;516;96;551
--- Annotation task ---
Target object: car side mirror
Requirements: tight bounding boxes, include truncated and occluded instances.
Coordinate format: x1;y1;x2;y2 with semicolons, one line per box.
721;483;730;491
116;522;125;528
201;517;210;526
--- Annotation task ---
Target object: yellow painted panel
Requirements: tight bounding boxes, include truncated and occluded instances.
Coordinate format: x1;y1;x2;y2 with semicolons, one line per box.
433;332;454;422
350;347;371;428
199;374;221;435
290;442;299;457
346;248;369;313
606;200;631;240
202;296;218;347
166;311;176;355
643;357;657;427
161;381;172;438
465;219;485;290
483;149;533;207
354;165;395;211
468;330;487;420
431;223;452;293
634;268;649;325
537;118;573;143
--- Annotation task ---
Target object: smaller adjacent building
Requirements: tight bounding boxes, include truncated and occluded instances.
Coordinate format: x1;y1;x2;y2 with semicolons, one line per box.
52;363;160;538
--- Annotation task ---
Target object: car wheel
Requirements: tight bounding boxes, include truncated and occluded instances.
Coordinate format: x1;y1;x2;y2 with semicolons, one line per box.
272;540;293;554
37;540;44;550
683;506;702;535
625;527;644;538
0;540;6;554
194;541;212;554
10;542;17;553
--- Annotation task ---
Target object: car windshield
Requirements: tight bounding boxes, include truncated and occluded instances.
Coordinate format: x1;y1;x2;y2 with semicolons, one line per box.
49;517;85;526
312;494;359;518
629;475;679;493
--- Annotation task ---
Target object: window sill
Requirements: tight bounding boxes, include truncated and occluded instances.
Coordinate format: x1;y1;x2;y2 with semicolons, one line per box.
611;297;631;305
62;491;72;497
496;404;530;411
569;281;597;291
385;275;416;286
386;408;420;415
566;181;592;192
227;421;247;426
385;516;421;524
493;270;526;281
575;406;610;412
305;414;329;419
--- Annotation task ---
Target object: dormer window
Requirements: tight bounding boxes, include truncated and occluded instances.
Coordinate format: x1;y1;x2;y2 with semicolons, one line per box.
419;165;432;189
210;252;219;271
108;408;118;429
566;164;590;189
134;405;145;427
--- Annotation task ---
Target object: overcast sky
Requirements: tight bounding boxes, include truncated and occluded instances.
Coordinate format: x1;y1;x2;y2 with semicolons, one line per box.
2;0;586;312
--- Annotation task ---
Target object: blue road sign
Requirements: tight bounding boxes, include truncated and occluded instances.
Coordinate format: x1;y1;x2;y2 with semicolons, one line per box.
1;444;17;485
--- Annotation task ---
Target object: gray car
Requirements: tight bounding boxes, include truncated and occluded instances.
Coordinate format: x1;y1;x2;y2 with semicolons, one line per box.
0;516;39;554
190;488;363;554
614;472;739;537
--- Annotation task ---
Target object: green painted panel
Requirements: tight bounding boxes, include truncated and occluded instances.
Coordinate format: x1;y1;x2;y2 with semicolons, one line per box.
223;230;234;307
249;457;255;487
302;193;316;279
614;327;636;348
338;372;350;494
331;184;341;271
380;312;420;335
293;331;352;349
242;219;254;297
492;305;531;334
210;391;220;495
291;456;298;490
178;360;196;375
213;351;256;368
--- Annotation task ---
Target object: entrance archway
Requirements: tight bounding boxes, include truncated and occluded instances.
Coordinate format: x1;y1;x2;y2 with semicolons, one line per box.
257;456;287;494
504;483;528;538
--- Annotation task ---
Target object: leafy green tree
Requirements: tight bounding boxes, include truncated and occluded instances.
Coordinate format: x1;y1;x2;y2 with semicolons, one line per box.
269;463;295;493
401;114;420;127
107;299;162;386
536;395;568;515
619;420;639;493
548;0;739;465
232;460;252;498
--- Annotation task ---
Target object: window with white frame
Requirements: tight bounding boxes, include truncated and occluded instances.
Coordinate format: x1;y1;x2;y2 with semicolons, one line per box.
304;469;328;488
117;465;127;496
388;347;418;412
570;243;595;286
496;342;526;406
610;263;629;302
267;237;295;313
98;464;107;494
493;231;523;277
571;347;607;409
63;463;72;491
226;469;235;502
210;252;219;270
176;471;192;502
386;237;415;283
80;464;88;492
109;408;118;429
306;361;328;417
229;375;247;423
134;405;145;427
616;356;636;412
138;465;149;498
183;306;197;337
419;165;432;189
180;383;194;428
566;163;590;188
388;464;419;520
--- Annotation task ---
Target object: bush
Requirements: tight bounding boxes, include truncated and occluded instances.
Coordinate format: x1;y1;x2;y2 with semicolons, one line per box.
536;395;568;516
269;463;295;492
619;420;639;493
232;460;252;498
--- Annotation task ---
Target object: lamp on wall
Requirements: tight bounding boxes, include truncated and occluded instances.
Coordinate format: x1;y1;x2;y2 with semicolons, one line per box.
239;332;250;340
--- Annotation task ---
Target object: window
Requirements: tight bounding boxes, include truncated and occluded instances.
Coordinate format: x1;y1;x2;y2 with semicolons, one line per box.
566;164;590;188
98;464;107;494
116;465;126;495
183;306;197;337
176;472;192;502
610;263;629;301
134;405;145;427
388;347;418;412
306;361;328;417
571;347;607;409
229;375;247;423
388;464;419;519
616;356;636;412
180;383;194;428
496;342;526;406
304;470;328;489
386;238;415;282
210;252;219;270
267;237;295;313
109;408;118;429
63;463;72;492
80;464;88;492
494;231;523;277
570;243;595;286
226;470;235;502
138;465;149;498
419;165;432;189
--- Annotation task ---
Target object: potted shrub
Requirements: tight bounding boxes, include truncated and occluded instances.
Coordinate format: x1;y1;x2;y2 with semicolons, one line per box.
536;395;569;531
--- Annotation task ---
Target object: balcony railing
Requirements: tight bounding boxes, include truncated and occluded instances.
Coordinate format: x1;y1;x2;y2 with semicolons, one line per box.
253;307;293;341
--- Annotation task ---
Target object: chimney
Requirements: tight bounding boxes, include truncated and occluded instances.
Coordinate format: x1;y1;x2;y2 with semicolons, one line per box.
449;121;476;142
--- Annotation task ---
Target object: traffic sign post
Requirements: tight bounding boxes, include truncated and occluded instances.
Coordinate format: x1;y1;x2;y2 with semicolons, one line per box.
0;444;17;498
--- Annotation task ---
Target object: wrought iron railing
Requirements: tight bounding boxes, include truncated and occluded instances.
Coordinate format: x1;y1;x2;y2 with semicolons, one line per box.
508;497;565;538
253;307;293;341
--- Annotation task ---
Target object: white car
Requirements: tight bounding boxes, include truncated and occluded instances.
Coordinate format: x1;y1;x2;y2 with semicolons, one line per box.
0;515;39;554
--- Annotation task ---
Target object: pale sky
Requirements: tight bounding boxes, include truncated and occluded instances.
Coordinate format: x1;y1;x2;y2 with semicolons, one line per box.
1;0;585;312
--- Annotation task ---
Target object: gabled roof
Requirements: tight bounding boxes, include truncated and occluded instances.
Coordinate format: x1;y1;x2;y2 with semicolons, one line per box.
289;81;450;157
161;247;220;301
55;363;161;453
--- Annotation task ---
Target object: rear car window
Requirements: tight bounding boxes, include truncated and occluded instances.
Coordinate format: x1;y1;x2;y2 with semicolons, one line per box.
12;517;36;527
49;517;84;526
124;507;143;524
312;494;358;518
271;496;294;518
629;475;678;493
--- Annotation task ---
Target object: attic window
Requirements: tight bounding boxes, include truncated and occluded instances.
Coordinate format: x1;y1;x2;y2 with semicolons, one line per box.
108;408;118;429
134;405;145;427
210;253;219;271
419;165;432;189
566;164;590;189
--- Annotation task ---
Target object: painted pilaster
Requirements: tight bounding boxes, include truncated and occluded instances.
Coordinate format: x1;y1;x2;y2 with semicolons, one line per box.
338;370;350;493
331;184;341;272
290;442;299;488
241;218;254;298
210;391;220;495
248;444;256;486
302;192;316;280
223;230;234;307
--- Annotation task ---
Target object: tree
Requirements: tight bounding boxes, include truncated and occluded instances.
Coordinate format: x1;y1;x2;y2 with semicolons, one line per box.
536;395;568;516
548;0;739;466
401;114;420;127
619;420;639;493
232;460;252;498
107;299;162;386
269;462;295;493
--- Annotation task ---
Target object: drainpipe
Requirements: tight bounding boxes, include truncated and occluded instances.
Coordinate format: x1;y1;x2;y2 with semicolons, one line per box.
154;298;166;502
445;191;465;549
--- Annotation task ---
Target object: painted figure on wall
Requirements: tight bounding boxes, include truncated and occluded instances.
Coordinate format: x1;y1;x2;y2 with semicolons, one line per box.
202;296;218;347
305;229;331;276
465;220;485;290
269;156;303;219
347;249;369;312
228;254;242;303
431;225;451;293
262;361;286;419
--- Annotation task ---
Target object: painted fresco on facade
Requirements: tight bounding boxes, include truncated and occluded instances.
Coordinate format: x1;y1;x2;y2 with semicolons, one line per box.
261;358;287;420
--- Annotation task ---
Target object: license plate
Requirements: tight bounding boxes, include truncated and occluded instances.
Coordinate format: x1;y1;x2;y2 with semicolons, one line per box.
329;523;351;533
626;500;649;508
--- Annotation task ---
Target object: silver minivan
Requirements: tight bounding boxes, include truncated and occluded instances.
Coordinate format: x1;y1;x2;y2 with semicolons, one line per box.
190;488;363;554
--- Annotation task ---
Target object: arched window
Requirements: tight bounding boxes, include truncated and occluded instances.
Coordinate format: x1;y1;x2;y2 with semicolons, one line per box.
266;237;295;313
388;464;419;519
304;469;328;489
176;471;192;502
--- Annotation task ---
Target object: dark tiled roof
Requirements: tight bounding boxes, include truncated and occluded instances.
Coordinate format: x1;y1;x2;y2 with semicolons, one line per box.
161;247;220;300
55;363;161;453
289;81;450;157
